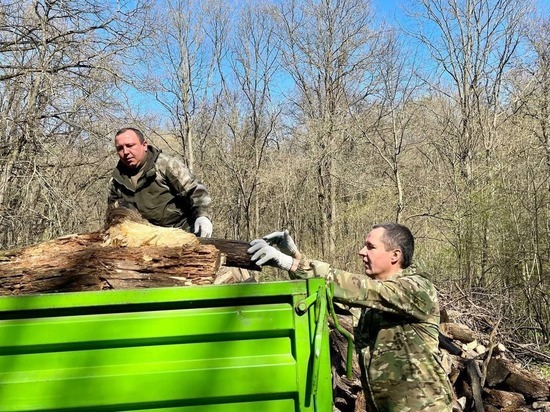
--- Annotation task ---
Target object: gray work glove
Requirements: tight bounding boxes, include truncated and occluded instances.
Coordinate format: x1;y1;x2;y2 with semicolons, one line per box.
194;216;213;238
261;230;299;257
248;239;294;270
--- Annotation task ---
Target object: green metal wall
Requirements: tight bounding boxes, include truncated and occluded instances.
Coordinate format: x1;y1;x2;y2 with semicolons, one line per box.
0;280;332;411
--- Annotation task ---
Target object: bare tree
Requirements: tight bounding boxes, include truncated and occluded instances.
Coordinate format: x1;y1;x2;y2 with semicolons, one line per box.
0;0;150;247
352;30;423;223
138;0;228;170
408;0;531;288
273;0;380;259
213;1;283;239
508;17;550;343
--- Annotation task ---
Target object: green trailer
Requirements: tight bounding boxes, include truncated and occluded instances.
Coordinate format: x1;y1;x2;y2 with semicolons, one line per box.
0;278;344;412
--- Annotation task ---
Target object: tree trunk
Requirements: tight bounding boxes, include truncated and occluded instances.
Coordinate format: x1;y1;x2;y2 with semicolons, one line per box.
0;209;260;295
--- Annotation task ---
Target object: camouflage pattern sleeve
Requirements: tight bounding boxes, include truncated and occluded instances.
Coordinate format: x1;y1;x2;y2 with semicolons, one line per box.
158;154;212;219
292;257;438;322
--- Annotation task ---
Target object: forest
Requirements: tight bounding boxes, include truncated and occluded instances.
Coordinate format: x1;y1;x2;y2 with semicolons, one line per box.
0;0;548;367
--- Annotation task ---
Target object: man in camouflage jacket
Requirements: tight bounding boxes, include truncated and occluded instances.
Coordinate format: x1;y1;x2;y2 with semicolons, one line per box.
108;127;212;237
248;223;453;411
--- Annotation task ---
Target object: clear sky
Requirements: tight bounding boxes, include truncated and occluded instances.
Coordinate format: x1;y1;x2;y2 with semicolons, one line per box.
371;0;425;27
371;0;404;21
372;0;550;22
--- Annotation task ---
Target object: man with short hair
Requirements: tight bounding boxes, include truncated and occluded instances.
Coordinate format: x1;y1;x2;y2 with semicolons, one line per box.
248;223;453;411
107;127;213;237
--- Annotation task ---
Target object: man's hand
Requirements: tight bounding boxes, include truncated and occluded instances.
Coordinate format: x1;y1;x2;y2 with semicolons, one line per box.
194;216;213;238
262;230;300;258
248;240;294;270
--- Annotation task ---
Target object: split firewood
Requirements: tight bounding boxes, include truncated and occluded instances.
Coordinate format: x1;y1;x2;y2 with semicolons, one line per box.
483;388;526;410
486;358;550;400
441;322;477;343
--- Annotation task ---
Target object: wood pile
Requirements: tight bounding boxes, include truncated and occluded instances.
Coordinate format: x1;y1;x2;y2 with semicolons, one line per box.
439;318;550;412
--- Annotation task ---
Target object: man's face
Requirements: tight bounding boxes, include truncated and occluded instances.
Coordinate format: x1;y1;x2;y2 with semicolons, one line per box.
358;227;398;280
115;130;148;168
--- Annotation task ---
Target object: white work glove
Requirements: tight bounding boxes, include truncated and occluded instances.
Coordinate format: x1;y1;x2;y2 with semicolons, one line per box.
261;229;300;257
248;239;294;270
194;216;213;238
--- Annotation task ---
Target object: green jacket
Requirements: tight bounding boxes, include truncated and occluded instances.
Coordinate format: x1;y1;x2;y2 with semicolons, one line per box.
292;259;453;412
108;146;211;230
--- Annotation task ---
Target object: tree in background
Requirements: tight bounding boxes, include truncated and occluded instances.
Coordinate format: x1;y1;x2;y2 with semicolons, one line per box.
211;1;283;240
504;17;550;343
135;0;228;171
408;0;530;289
0;0;150;246
272;0;382;260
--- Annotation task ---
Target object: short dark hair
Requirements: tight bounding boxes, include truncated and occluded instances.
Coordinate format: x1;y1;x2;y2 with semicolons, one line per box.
115;127;145;143
372;222;414;269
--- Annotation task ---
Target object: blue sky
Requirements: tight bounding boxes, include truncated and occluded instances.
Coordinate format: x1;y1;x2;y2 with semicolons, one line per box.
372;0;550;22
371;0;404;21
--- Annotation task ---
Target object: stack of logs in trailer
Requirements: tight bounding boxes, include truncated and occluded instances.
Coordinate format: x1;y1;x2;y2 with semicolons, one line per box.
1;210;548;412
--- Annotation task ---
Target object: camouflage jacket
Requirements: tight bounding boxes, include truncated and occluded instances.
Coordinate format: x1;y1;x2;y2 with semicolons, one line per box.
292;259;453;412
108;146;211;230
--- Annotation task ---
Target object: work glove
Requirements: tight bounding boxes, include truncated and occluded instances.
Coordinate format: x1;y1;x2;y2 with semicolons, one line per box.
194;216;213;238
261;229;300;258
247;239;294;270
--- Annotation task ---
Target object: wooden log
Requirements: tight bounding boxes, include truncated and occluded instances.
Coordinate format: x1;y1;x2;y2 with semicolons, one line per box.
486;358;550;400
0;233;221;295
439;332;463;356
466;359;485;412
440;322;477;343
200;238;260;271
104;207;259;270
532;400;550;410
103;208;259;269
483;388;526;410
485;357;511;387
0;208;262;295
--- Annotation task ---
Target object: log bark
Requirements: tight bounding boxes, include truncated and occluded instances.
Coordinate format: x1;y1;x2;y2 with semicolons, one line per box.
0;233;222;295
0;210;259;295
483;388;526;409
440;322;477;343
487;358;550;400
199;238;260;271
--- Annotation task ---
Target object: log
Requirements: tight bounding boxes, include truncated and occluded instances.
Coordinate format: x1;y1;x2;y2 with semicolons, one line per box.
200;238;260;271
532;401;550;410
466;359;485;412
487;358;550;400
103;207;259;270
0;233;221;295
483;388;526;409
0;208;260;295
440;322;477;343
